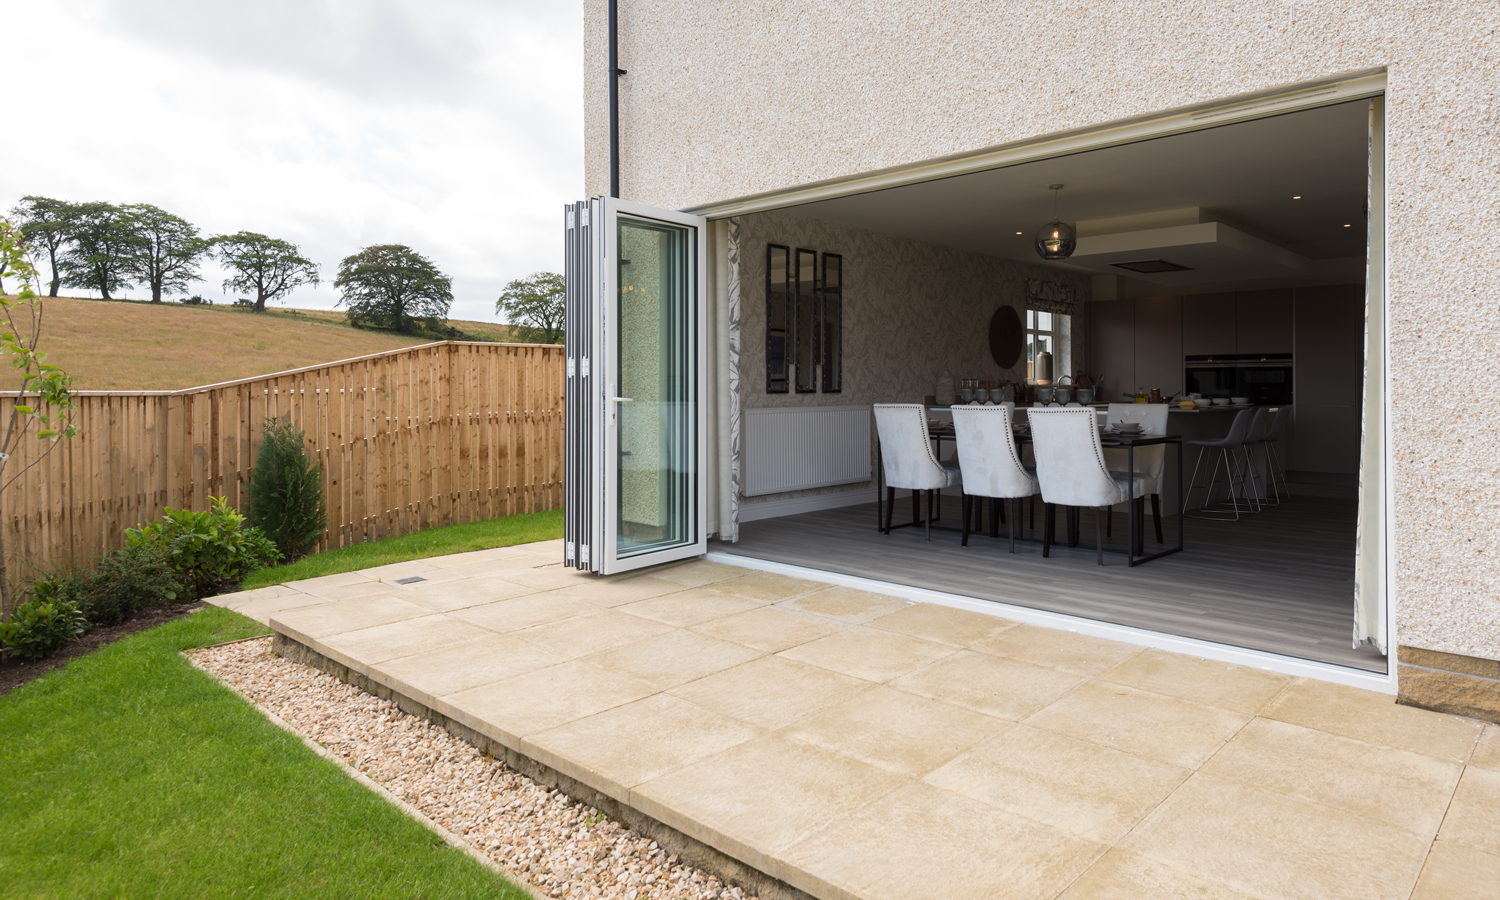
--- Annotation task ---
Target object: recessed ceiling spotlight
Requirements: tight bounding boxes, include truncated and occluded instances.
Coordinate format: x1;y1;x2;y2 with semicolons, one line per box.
1343;224;1352;227
1015;231;1023;235
1292;195;1302;199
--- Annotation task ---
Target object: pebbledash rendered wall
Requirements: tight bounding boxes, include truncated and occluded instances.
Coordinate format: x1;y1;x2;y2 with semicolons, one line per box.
580;4;1500;685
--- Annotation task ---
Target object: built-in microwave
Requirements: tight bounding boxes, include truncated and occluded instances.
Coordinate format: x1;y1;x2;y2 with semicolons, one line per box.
1184;354;1294;405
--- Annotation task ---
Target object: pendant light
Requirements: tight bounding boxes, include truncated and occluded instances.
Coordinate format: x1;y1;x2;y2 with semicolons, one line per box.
1035;184;1076;260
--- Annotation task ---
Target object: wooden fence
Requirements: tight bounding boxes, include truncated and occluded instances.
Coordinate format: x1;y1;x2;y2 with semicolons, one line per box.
0;341;564;584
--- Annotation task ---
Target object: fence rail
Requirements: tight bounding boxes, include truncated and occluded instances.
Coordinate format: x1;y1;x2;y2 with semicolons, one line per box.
0;340;564;585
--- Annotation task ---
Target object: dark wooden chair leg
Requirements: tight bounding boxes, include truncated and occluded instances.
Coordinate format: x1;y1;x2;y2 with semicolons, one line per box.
1029;495;1035;530
884;487;895;534
1042;503;1055;557
1106;505;1112;538
1096;506;1105;566
926;490;933;541
1067;505;1080;548
960;494;972;547
1151;493;1164;544
1009;497;1017;554
912;489;920;526
990;498;1000;538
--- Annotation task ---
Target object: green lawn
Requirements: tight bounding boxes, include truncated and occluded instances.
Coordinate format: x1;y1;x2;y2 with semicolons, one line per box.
243;508;563;590
0;606;527;900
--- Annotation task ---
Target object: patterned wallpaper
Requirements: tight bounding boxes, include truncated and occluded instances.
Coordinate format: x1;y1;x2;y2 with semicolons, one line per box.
736;208;1090;508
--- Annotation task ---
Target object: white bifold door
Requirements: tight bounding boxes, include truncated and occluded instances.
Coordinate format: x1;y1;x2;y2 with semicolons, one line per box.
563;198;708;575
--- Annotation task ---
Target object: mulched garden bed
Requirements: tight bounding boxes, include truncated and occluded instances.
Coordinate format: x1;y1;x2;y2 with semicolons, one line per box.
0;602;206;695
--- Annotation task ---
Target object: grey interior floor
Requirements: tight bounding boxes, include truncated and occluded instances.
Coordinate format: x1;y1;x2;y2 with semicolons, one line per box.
722;483;1387;673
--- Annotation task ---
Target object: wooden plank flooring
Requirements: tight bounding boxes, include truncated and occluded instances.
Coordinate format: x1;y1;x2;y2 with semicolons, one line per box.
724;484;1388;673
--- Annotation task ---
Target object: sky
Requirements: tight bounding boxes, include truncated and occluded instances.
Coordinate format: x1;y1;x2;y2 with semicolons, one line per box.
4;0;583;323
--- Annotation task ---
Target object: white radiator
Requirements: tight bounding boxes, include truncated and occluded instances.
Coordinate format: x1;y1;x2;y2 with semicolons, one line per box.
743;405;872;496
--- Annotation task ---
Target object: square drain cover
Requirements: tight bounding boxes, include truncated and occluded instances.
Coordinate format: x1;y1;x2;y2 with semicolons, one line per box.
393;576;427;585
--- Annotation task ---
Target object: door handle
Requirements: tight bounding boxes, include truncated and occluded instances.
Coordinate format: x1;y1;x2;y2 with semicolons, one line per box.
611;396;634;403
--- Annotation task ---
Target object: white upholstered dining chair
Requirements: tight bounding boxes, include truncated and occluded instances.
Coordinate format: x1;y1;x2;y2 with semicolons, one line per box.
874;403;961;541
951;405;1037;553
1026;407;1149;565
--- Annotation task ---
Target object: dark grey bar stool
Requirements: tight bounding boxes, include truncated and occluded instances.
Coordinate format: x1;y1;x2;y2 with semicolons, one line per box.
1185;409;1254;520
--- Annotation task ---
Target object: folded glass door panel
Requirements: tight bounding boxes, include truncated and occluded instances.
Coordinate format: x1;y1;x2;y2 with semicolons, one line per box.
563;197;708;575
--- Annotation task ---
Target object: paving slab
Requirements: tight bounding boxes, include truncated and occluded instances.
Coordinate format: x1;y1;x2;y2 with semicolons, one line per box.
259;540;1484;900
1121;773;1431;900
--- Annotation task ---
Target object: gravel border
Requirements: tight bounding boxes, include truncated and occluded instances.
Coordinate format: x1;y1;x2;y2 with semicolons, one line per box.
190;638;756;900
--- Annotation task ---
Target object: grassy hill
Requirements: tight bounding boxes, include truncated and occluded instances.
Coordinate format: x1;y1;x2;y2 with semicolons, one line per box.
34;297;544;391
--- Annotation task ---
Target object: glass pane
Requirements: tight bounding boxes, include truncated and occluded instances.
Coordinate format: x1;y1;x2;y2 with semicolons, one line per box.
794;249;818;392
1036;311;1053;332
616;214;696;559
766;245;789;393
821;253;842;393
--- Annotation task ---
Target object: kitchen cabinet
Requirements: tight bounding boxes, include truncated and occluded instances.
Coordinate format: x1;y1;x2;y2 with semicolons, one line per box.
1183;293;1236;356
1293;284;1364;475
1134;295;1183;398
1087;299;1135;401
1236;289;1294;355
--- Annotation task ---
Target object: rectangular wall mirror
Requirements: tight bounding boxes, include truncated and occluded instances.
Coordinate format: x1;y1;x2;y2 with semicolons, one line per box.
821;253;842;393
766;244;789;393
795;248;819;393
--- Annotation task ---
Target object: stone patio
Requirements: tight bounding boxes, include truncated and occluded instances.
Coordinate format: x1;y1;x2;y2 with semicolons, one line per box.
213;540;1500;900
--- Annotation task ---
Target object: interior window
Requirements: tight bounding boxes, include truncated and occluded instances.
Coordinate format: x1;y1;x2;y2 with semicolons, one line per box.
1026;310;1071;381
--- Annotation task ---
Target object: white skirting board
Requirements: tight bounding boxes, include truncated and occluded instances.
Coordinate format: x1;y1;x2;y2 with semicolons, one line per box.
737;487;875;523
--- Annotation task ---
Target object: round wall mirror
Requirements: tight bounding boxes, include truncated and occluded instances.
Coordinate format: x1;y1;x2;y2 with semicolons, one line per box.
989;305;1023;369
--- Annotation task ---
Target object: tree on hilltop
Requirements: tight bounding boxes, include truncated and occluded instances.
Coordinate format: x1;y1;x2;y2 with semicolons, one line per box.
495;272;564;344
56;202;141;301
7;197;76;297
334;244;452;335
122;204;210;303
214;232;319;312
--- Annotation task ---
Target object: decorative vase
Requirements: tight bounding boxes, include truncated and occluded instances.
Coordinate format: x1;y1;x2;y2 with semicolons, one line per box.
935;376;955;407
1034;350;1053;384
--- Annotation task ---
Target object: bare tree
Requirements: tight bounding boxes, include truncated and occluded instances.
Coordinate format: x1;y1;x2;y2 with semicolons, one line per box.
0;221;78;617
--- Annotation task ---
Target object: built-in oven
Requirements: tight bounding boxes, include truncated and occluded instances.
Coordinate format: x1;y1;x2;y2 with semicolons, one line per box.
1184;354;1294;405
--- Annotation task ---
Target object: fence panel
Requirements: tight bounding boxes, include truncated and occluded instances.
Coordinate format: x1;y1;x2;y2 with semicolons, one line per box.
0;341;565;591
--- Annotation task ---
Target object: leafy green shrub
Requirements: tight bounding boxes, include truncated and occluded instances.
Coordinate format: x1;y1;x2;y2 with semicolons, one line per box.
32;543;186;627
0;597;87;660
126;497;280;598
247;418;327;562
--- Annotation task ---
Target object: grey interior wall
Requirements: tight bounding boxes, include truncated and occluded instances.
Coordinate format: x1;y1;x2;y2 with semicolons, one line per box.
738;208;1089;507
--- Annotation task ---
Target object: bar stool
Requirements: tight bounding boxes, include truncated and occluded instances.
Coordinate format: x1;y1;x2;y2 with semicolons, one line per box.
1237;408;1268;512
1254;406;1293;505
1186;409;1253;520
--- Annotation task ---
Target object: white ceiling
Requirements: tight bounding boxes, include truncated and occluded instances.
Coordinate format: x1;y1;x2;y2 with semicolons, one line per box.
790;99;1370;282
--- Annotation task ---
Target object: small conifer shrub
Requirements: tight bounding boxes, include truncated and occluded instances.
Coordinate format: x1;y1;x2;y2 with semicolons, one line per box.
246;418;327;562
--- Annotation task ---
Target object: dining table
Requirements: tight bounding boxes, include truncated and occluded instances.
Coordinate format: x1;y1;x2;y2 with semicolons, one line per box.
874;407;1186;566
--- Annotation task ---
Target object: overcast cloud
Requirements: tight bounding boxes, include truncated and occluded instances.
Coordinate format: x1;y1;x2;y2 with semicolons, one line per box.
4;0;583;322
